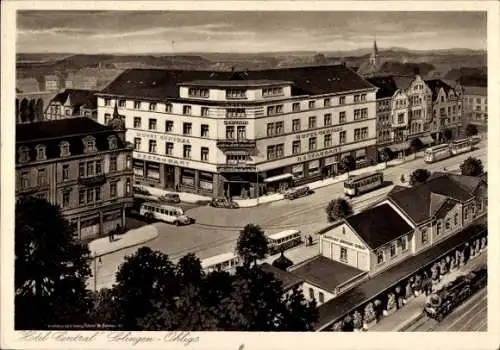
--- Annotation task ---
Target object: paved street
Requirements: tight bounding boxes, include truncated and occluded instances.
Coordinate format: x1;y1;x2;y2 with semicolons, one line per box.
92;147;487;290
403;251;487;332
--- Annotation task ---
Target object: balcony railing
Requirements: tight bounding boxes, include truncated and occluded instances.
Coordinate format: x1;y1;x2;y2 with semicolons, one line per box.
217;139;257;150
78;174;107;186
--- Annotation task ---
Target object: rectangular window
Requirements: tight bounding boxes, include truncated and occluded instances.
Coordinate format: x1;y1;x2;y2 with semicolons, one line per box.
110;182;117;198
149;103;157;111
189;88;209;98
201;124;209;138
267;105;284;116
95;187;101;201
318;292;325;304
226;126;235;139
95;160;102;174
149;140;157;153
340;247;347;262
308;101;316;109
361;94;367;102
308;137;317;151
201;147;209;162
276;144;284;158
87;162;94;176
87;188;93;203
436;221;442;236
324;98;331;107
110;156;117;172
324;134;332;148
422;228;428;245
308;116;316;129
165;120;174;132
226;89;247;99
237;126;246;140
292;140;301;155
339;96;346;105
62;164;70;180
37;169;47;186
79;189;85;205
165;142;174;155
62;190;70;208
79;162;85;177
361;127;368;140
390;244;396;258
292;119;301;132
182;105;192;115
118;99;126;107
400;237;407;251
134;138;141;151
148;118;157;130
267;145;275;160
183;145;191;159
292;102;301;112
339;111;346;123
398;113;404;124
354;95;360;103
104;113;111;124
134;101;141;109
104;98;111;106
354;128;361;141
165;103;173;113
201;107;209;117
133;117;141;128
125;178;131;196
183;122;192;135
377;251;384;264
324;113;332;126
267;123;275;136
339;131;346;144
275;121;284;135
309;288;314;300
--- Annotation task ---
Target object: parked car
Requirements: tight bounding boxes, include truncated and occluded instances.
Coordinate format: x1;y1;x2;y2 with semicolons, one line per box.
210;197;239;209
158;193;181;204
133;186;151;196
283;186;313;200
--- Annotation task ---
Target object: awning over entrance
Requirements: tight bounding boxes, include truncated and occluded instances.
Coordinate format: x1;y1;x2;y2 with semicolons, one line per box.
419;135;435;146
388;141;411;153
264;173;294;183
224;175;249;183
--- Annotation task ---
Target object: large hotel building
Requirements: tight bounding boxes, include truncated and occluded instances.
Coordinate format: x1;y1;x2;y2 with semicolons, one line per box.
97;65;378;198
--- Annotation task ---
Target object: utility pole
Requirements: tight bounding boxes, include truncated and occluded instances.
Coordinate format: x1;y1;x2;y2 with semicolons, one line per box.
93;254;97;292
256;169;259;205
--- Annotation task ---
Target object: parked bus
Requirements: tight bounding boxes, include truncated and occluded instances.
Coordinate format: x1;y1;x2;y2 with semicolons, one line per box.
424;144;452;163
201;252;240;274
343;171;384;197
139;201;193;226
450;138;473;156
267;229;303;255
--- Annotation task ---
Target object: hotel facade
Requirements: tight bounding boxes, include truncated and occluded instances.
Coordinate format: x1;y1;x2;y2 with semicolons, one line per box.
97;66;378;198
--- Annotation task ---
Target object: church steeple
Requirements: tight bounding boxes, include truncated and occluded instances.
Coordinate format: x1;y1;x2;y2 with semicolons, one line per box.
370;38;379;66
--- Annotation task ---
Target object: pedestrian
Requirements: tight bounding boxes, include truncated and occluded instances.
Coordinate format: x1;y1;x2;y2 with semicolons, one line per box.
108;229;113;242
308;235;313;246
175;184;179;192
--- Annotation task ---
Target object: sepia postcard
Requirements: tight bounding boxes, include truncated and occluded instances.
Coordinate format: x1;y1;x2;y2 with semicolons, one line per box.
1;1;499;350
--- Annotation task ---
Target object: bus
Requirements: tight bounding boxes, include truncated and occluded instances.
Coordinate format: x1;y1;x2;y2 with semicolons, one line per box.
424;144;451;163
343;171;384;197
267;229;303;255
201;252;240;274
450;138;472;156
139;201;193;226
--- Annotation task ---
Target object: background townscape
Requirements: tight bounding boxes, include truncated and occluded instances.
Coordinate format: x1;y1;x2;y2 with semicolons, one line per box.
14;10;488;332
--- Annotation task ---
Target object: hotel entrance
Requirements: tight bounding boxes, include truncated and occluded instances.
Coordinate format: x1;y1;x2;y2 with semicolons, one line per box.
222;174;251;199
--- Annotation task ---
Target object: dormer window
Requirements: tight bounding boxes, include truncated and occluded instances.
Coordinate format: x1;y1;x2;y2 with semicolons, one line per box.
108;135;118;150
18;146;30;163
59;141;71;157
83;136;97;153
35;144;47;161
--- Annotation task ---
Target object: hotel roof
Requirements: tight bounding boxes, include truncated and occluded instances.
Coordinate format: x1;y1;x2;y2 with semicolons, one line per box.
366;75;414;99
291;256;366;293
100;65;376;100
259;263;303;291
463;85;487;97
180;79;293;87
345;204;413;249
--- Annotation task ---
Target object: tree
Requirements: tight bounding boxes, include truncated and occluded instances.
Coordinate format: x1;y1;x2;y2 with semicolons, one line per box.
443;128;453;142
460;157;484;177
15;196;92;329
409;168;431;186
236;224;268;267
340;155;356;175
278;286;318;331
113;246;178;330
465;124;479;137
379;148;391;167
409;138;424;157
326;198;353;223
89;288;116;327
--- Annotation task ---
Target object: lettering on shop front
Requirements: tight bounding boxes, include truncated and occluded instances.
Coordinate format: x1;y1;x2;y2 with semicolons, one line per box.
296;147;341;162
223;120;249;125
134;152;190;167
326;235;366;250
136;132;191;144
295;126;343;140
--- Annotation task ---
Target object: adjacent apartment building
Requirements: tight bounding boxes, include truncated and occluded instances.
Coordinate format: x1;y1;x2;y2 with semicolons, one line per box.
367;75;463;159
319;173;487;276
16;117;134;240
45;89;98;121
97;65;378;198
462;85;487;132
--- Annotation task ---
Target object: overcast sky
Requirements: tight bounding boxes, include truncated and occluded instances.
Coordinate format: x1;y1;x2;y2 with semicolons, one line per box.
17;11;487;53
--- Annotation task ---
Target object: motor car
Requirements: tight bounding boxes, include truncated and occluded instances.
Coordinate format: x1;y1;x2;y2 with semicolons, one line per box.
133;186;151;196
158;193;181;204
283;186;313;200
210;197;239;209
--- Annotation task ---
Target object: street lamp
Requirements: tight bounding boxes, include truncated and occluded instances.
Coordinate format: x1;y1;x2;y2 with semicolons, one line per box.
256;169;259;205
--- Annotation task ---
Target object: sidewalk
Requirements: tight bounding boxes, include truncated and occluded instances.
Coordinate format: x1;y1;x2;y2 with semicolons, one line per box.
88;224;159;257
368;250;487;332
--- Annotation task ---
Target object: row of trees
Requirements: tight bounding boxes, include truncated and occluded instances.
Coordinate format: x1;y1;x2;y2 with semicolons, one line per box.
16;98;45;123
15;196;318;331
